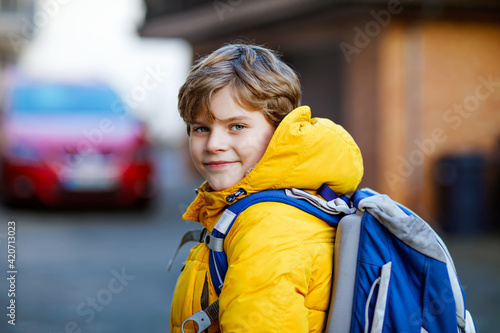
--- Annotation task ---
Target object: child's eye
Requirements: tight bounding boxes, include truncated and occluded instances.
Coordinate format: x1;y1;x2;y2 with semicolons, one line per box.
193;126;210;133
230;124;245;131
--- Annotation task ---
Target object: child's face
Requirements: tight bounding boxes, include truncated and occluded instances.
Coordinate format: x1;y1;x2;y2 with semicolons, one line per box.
189;87;275;191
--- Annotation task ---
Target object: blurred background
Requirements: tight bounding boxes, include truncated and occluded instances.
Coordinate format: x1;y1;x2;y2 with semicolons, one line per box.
0;0;499;332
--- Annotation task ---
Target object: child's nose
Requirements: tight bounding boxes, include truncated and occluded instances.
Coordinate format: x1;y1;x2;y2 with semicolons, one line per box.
206;130;229;153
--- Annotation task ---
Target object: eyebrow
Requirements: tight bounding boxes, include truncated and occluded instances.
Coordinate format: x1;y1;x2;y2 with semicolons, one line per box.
191;115;250;125
217;116;249;122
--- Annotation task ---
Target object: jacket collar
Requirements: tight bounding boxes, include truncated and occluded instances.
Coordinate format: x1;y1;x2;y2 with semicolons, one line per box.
182;106;364;231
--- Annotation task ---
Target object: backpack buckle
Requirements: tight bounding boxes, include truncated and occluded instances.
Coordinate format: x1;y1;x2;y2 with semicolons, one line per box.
202;229;224;252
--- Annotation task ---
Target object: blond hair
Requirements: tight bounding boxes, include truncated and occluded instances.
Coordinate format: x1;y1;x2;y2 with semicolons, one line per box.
178;43;301;133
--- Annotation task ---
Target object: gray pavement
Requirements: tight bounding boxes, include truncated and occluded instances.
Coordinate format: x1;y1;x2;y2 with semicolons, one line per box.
0;146;203;333
0;146;498;332
442;234;500;332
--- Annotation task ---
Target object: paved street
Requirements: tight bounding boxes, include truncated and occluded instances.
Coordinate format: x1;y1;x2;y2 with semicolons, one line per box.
0;147;498;333
0;147;204;333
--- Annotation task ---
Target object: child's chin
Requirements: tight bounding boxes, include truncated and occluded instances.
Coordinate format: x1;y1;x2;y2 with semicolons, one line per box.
208;179;239;192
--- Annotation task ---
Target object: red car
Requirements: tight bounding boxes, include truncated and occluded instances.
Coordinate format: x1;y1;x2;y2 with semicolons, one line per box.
0;79;155;208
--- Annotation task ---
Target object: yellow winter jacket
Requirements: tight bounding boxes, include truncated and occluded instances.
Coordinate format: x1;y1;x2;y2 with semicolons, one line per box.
171;106;363;332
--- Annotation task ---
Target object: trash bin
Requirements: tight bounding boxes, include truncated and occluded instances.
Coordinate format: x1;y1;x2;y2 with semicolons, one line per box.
434;154;486;234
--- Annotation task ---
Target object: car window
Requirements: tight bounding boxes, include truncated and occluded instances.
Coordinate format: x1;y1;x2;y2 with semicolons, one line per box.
11;84;120;114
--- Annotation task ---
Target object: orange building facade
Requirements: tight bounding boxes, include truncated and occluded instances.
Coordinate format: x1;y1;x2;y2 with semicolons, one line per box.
351;20;500;223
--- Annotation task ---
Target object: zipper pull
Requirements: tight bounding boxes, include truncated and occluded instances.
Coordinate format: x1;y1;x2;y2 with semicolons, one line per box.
226;188;247;203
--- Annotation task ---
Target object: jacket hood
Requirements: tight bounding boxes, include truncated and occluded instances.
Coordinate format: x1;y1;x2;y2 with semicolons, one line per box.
183;106;364;228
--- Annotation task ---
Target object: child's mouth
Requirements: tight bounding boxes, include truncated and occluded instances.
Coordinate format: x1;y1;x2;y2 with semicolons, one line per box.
205;161;237;169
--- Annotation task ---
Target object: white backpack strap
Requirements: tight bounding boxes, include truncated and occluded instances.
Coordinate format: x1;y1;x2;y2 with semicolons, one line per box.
167;229;204;272
326;212;363;333
285;188;355;215
465;310;476;333
434;233;468;331
368;262;392;333
181;300;219;333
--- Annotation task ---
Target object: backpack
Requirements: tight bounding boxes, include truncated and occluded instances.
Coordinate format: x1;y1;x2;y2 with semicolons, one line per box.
177;185;476;333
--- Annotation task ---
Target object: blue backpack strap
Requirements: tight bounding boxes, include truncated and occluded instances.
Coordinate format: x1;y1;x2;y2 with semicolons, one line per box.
318;184;351;207
208;188;346;296
225;189;344;228
318;183;339;201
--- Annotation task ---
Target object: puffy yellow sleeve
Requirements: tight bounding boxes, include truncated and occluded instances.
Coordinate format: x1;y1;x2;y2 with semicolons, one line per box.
218;202;331;332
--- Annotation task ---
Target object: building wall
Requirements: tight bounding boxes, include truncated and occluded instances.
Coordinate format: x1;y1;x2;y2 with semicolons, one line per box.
374;20;500;225
141;3;500;228
342;22;381;194
421;21;500;224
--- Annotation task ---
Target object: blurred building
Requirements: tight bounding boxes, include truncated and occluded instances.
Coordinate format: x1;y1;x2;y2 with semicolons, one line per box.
140;0;500;227
0;0;33;67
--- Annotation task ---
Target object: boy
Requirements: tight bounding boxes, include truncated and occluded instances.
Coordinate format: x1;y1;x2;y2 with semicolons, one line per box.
171;43;363;332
